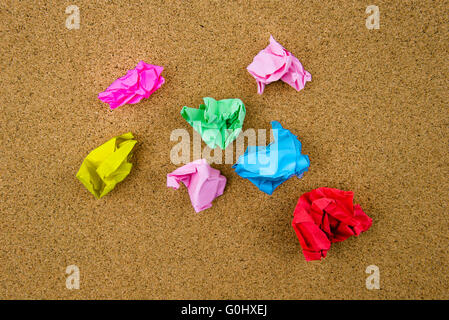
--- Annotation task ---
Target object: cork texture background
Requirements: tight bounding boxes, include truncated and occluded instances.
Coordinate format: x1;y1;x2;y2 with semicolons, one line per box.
1;0;448;299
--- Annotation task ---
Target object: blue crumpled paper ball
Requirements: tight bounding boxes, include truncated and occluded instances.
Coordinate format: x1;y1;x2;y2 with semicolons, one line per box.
232;121;310;195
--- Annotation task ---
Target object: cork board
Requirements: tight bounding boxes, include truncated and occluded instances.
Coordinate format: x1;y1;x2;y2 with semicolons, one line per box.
1;0;448;299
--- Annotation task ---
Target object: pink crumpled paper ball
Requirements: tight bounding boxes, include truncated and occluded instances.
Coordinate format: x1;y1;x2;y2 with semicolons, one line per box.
167;159;226;213
247;35;311;94
98;60;165;109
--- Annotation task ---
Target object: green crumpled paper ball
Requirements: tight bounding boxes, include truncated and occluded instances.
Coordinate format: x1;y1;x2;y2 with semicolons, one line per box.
76;132;137;199
181;97;246;149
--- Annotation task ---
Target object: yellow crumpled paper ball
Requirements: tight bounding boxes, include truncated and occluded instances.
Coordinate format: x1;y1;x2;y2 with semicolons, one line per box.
76;132;137;198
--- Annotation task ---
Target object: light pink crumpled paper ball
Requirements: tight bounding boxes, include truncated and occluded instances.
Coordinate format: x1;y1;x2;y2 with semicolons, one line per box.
167;159;226;213
247;35;311;94
98;60;165;109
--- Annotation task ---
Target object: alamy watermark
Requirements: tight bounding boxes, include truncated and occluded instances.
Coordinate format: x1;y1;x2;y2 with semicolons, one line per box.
366;5;380;30
365;265;380;289
170;124;279;170
65;5;80;30
64;5;378;31
66;265;80;289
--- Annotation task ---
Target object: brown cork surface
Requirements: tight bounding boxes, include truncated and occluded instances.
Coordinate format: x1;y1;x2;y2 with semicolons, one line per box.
1;0;448;299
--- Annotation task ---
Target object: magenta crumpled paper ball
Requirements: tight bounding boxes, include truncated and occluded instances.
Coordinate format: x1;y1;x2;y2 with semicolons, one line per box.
98;60;165;109
247;35;311;94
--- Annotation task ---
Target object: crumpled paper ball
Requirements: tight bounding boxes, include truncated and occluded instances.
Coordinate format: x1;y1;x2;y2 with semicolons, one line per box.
292;187;373;261
247;35;311;94
98;61;165;109
181;97;246;149
167;159;226;212
76;132;137;199
232;121;310;195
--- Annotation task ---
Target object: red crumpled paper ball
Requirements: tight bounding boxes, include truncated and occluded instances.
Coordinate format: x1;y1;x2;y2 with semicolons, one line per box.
292;187;372;261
